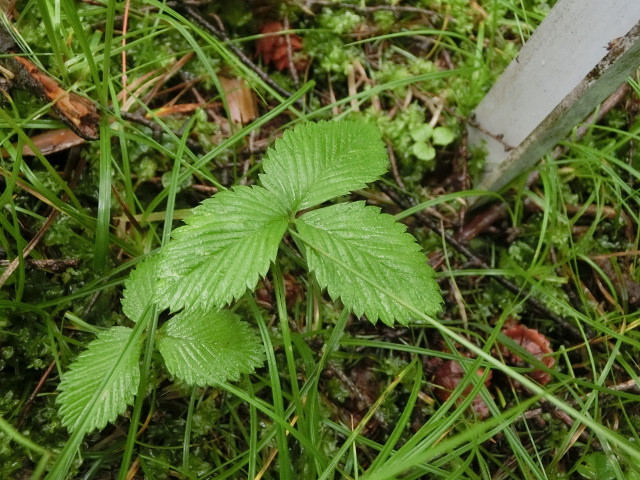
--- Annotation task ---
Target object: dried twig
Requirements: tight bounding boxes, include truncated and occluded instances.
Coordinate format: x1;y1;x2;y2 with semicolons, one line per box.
301;0;438;16
17;288;104;430
120;0;131;106
176;5;305;109
572;83;630;142
283;17;300;87
0;258;81;272
518;377;640;451
0;151;86;288
386;140;405;190
0;20;100;140
16;360;56;430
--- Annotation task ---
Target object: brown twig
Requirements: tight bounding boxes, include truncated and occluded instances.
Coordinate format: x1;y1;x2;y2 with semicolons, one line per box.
16;360;56;429
0;150;86;288
177;5;305;109
572;83;630;142
140;52;194;108
457;202;509;243
119;111;203;152
467;117;515;151
17;287;103;430
0;258;80;272
592;256;640;309
111;185;143;234
0;212;59;288
519;376;640;450
12;151;87;427
283;17;300;88
119;111;164;140
385;140;405;190
120;0;131;106
0;20;100;140
590;250;640;259
301;0;438;16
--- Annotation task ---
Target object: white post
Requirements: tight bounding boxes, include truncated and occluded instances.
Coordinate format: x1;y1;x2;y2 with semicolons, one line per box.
467;0;640;204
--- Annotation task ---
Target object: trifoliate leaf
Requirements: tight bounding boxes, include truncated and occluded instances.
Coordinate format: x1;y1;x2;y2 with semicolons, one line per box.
259;121;388;212
432;126;456;146
121;255;160;322
155;185;289;313
57;327;142;433
157;310;264;386
295;202;442;325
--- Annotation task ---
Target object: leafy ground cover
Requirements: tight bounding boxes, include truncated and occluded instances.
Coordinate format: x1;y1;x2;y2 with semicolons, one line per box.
1;1;640;479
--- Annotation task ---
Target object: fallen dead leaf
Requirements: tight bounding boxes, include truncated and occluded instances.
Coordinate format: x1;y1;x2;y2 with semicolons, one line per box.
499;324;555;385
1;128;85;157
12;56;100;140
256;21;305;72
219;76;258;125
433;359;492;418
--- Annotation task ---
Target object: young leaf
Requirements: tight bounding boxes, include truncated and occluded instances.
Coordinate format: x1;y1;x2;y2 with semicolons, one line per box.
432;126;456;146
121;254;160;322
259;121;388;212
410;124;433;142
155;185;289;313
157;310;265;386
294;202;442;325
57;327;142;433
412;142;436;162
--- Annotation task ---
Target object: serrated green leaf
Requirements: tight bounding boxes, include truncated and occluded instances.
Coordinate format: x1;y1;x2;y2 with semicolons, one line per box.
155;185;289;313
295;202;442;325
259;121;388;211
57;327;142;433
121;255;160;322
157;310;264;386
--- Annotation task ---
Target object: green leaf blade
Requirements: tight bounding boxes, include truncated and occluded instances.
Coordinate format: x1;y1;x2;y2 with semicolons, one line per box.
412;142;436;162
295;202;442;325
260;121;388;211
155;185;289;313
157;310;265;386
57;327;142;433
121;255;159;322
432;126;456;146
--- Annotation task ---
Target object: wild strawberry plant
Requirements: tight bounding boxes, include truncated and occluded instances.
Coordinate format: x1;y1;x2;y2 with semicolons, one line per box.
55;120;443;445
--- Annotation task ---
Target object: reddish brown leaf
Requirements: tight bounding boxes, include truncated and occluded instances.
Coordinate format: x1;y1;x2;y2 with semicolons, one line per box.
433;360;492;418
256;22;281;65
20;129;85;156
500;324;554;385
256;21;305;72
